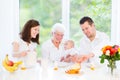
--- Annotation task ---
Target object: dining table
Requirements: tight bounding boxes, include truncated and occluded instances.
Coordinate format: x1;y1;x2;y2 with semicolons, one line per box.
1;60;120;80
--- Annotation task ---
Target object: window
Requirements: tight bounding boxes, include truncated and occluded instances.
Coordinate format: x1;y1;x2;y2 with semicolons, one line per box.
20;0;111;57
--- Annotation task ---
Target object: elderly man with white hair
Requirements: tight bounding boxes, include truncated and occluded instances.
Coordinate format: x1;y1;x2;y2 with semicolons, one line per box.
41;23;66;63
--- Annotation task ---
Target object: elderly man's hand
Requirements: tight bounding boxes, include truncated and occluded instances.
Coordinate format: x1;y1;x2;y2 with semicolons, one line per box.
76;53;94;63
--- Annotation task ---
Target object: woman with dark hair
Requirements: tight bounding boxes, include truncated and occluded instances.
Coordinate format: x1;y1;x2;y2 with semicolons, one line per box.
12;19;40;68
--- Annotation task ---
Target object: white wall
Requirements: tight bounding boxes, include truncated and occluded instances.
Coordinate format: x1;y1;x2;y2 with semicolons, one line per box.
0;0;19;64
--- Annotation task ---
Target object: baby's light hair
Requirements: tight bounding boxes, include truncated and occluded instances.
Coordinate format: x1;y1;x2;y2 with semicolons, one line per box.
66;40;74;48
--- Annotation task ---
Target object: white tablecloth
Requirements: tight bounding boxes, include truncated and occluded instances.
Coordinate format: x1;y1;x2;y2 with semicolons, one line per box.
1;64;41;80
42;62;120;80
1;62;120;80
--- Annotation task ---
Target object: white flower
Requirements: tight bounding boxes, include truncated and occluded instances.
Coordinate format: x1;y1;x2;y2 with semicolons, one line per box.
118;52;120;54
105;50;110;56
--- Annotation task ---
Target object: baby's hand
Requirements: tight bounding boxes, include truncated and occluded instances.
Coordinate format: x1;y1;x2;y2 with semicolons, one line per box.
70;55;77;62
60;57;65;62
64;58;71;62
66;54;71;58
61;55;71;62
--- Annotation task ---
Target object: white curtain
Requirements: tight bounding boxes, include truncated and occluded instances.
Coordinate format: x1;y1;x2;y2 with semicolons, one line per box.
0;0;19;69
111;0;120;45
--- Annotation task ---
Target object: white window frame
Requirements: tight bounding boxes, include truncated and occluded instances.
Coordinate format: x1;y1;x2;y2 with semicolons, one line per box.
111;0;120;45
62;0;70;39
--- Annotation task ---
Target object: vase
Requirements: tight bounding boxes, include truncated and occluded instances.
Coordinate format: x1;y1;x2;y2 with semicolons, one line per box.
107;60;116;75
107;67;119;80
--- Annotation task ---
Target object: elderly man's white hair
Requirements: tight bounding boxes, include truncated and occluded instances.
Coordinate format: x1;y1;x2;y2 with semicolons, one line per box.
51;23;66;34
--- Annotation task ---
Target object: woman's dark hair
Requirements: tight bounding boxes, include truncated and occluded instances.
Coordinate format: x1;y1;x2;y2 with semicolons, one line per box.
79;16;94;25
20;19;40;44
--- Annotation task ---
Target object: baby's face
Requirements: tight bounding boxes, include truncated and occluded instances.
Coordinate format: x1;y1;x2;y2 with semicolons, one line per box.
64;41;73;50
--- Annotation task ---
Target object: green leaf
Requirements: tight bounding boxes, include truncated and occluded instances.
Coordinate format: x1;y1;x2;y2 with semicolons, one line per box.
100;58;104;63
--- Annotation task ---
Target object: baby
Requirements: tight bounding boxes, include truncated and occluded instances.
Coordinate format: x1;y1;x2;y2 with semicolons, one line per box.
60;40;78;62
61;40;93;63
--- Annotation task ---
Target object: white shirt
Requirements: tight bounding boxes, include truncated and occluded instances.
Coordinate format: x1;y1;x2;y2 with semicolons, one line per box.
13;38;37;67
64;48;79;56
79;31;110;63
41;39;65;62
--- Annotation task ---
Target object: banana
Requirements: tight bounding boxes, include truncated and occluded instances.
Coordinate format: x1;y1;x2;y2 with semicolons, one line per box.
4;54;9;64
2;61;17;72
14;61;23;65
2;54;22;72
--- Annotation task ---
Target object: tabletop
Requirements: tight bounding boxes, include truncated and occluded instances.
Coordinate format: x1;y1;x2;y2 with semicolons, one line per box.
1;61;120;80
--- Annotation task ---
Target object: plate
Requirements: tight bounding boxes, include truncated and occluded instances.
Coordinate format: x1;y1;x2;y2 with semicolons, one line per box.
65;70;84;76
57;62;73;67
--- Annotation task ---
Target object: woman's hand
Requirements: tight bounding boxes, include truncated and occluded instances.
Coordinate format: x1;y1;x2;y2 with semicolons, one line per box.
12;41;19;52
13;51;28;58
20;51;28;57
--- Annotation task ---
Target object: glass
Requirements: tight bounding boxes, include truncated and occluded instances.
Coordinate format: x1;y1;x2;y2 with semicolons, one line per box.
41;58;48;80
53;61;58;70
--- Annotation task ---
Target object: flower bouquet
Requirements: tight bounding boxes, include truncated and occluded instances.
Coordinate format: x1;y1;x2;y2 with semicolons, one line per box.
99;45;120;75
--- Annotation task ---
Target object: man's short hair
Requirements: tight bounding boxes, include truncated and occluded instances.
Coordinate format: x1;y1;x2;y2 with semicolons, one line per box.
79;16;94;25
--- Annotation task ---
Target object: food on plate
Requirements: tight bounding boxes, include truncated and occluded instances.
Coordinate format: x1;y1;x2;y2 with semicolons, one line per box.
65;63;81;74
65;69;79;74
90;66;95;70
21;67;27;70
54;67;58;70
2;54;22;72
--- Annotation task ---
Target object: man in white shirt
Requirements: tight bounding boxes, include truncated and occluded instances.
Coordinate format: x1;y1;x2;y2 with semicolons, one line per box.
41;23;66;63
79;16;110;64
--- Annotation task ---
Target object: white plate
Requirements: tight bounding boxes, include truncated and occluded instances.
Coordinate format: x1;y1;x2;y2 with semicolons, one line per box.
57;62;73;67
